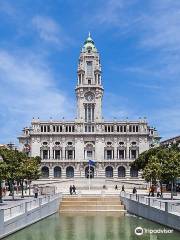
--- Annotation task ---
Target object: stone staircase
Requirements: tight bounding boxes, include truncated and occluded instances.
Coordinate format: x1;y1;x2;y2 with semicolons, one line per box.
59;196;126;213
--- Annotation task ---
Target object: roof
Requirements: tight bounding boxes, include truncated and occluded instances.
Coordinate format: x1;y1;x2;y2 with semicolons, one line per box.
82;32;97;53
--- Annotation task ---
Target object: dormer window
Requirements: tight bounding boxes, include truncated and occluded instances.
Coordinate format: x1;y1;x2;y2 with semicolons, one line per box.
43;142;48;146
132;142;137;146
87;47;92;53
88;79;91;85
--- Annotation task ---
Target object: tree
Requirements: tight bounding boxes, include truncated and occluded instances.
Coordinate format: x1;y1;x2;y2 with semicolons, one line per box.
142;156;162;184
132;144;180;199
0;147;41;199
0;161;8;203
160;149;180;199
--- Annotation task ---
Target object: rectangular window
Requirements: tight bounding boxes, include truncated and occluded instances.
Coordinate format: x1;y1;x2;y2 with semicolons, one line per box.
88;106;91;122
87;61;93;76
131;150;137;159
107;150;112;159
43;150;48;159
92;107;94;122
67;150;73;159
85;106;87;122
119;150;124;159
87;151;92;158
55;150;60;159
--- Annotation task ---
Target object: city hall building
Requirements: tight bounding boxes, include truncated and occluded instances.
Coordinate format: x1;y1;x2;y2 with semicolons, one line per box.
18;34;160;179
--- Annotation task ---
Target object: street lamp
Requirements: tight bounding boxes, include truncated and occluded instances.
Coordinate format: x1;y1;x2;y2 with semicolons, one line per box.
0;155;3;203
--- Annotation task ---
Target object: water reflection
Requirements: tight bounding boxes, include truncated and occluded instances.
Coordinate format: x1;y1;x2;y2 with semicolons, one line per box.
4;212;180;240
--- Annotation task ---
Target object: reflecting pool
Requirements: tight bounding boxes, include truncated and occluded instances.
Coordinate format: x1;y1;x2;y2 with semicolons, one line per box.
4;212;180;240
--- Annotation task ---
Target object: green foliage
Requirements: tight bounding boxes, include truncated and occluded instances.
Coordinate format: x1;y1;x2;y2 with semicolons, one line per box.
131;144;180;189
0;147;41;183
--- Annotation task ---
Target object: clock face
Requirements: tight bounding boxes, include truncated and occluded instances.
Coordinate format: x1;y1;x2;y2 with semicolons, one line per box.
85;92;94;101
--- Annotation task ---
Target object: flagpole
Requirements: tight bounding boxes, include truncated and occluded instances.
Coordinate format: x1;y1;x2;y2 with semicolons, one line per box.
88;163;90;191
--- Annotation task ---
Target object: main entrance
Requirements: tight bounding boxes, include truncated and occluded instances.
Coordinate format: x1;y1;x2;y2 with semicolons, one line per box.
85;166;94;178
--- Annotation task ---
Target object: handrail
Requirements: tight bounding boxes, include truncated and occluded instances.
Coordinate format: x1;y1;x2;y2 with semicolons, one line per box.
120;192;180;215
1;193;61;222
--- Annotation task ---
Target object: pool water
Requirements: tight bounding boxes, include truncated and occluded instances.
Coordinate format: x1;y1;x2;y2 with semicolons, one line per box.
4;212;180;240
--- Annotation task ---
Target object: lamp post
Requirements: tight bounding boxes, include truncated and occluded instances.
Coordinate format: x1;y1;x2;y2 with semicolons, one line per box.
0;155;3;203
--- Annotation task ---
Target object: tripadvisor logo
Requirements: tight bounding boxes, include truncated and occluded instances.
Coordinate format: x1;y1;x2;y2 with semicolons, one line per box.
135;227;174;236
135;227;143;236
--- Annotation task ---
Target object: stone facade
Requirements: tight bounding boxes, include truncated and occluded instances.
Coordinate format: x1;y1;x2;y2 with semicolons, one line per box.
18;34;160;179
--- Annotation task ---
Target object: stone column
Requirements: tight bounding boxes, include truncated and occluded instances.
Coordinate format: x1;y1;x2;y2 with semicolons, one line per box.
126;165;131;179
49;165;53;179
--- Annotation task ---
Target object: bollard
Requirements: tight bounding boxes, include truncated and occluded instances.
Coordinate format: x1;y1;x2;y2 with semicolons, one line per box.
165;202;169;212
25;202;28;213
39;198;42;207
0;209;4;233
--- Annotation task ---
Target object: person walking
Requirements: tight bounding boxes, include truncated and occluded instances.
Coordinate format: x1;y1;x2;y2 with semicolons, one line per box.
72;185;76;194
157;186;161;197
69;185;72;195
151;185;155;197
121;185;125;192
33;185;39;198
133;187;137;194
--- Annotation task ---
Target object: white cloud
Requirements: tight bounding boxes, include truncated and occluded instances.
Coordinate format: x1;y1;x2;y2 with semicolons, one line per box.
0;50;75;143
32;15;71;48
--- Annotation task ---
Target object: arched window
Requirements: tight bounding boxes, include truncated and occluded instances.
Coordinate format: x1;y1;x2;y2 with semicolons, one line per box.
54;166;61;178
66;166;74;178
105;166;113;178
41;166;49;178
130;166;138;178
118;166;126;178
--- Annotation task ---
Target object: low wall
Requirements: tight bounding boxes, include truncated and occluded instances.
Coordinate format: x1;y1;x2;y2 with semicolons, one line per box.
0;193;62;239
121;193;180;231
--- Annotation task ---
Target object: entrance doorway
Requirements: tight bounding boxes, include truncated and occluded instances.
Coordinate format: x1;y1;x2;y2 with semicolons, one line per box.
85;166;94;178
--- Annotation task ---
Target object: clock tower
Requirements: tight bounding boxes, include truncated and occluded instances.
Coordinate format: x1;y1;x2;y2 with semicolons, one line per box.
75;33;104;123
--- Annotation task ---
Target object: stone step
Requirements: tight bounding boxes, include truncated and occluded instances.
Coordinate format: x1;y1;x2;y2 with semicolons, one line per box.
61;201;122;206
62;197;120;201
60;210;127;213
60;205;125;211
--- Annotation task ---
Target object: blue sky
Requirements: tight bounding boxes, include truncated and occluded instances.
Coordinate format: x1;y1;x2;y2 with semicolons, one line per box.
0;0;180;144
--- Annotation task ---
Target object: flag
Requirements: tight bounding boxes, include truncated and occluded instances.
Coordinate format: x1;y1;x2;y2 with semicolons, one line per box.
88;160;96;166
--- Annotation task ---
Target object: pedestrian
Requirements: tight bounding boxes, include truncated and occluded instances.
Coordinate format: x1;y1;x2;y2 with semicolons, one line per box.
33;185;39;198
133;187;137;194
148;186;152;197
72;185;76;194
151;185;155;197
115;185;118;190
121;185;125;192
2;187;6;197
69;185;72;195
157;186;161;197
